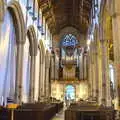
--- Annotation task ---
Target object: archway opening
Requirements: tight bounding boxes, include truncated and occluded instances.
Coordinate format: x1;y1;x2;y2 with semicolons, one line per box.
65;85;75;100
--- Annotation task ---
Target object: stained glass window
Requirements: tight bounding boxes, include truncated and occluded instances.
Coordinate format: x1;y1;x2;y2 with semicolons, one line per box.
62;34;78;46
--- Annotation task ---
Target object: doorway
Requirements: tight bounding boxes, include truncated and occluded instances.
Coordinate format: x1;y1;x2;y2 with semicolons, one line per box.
65;85;75;102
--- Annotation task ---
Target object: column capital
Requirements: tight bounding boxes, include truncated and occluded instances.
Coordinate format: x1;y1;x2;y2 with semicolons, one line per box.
100;39;109;45
17;41;25;45
112;12;120;18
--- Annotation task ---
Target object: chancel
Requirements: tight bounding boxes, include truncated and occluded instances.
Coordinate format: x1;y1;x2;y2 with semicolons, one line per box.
0;0;120;120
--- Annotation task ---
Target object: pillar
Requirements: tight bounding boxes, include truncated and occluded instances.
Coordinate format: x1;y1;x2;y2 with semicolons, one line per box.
45;56;50;98
100;40;107;105
42;61;45;98
92;47;97;99
100;39;112;106
39;60;45;101
38;62;43;101
112;0;120;109
90;42;97;99
79;54;83;80
83;54;87;80
98;41;103;105
94;42;99;102
38;57;41;101
45;67;50;98
87;51;92;98
15;43;24;103
29;55;36;102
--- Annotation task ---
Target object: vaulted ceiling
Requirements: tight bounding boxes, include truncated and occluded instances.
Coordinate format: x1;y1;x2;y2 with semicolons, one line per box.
38;0;93;35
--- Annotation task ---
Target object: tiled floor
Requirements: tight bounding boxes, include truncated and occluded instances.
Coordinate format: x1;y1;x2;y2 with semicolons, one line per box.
51;109;65;120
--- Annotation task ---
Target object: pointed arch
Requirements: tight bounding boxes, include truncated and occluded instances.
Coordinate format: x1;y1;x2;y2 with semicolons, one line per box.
39;40;45;64
0;1;26;103
7;1;26;44
27;26;38;56
45;50;50;68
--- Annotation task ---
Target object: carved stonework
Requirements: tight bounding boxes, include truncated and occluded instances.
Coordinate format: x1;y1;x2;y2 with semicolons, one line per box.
0;0;5;22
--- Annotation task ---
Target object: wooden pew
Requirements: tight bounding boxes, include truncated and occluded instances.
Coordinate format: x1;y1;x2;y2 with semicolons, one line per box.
65;102;115;120
14;103;56;120
0;102;63;120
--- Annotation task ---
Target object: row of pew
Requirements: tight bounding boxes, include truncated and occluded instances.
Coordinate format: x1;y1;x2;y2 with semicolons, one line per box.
65;101;115;120
0;102;63;120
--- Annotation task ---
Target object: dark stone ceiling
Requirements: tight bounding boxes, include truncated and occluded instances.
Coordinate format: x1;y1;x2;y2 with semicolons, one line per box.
38;0;93;35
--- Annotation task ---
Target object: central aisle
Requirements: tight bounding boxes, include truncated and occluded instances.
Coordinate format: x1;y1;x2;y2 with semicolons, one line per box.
51;108;65;120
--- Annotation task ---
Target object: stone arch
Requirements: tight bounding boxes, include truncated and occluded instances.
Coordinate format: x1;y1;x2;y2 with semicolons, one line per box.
7;1;26;44
0;1;26;103
45;50;50;68
0;0;5;21
27;26;38;56
39;40;45;64
53;27;85;47
59;27;80;41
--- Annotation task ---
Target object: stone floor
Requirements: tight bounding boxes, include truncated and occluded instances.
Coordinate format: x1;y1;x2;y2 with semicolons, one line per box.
51;108;65;120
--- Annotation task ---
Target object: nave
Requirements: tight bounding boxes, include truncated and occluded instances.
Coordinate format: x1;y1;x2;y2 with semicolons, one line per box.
0;0;120;120
52;108;64;120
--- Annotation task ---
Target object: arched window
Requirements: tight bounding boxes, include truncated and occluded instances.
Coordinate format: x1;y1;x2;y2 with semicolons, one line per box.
61;34;78;57
62;34;78;47
0;10;17;105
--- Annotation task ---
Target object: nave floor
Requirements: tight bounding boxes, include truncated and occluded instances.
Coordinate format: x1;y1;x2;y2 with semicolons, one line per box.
51;108;65;120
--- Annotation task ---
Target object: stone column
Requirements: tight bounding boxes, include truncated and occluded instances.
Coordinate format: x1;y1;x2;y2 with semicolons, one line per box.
88;45;94;99
38;59;41;101
15;43;24;104
101;39;111;106
45;67;49;98
84;55;87;80
112;0;120;109
95;48;99;102
40;60;45;101
87;52;92;98
29;55;36;102
49;59;52;97
100;40;109;106
79;54;83;80
92;52;97;99
44;65;47;97
98;41;103;105
90;43;96;99
45;56;50;98
92;37;99;102
101;40;106;105
42;61;45;98
38;61;44;101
